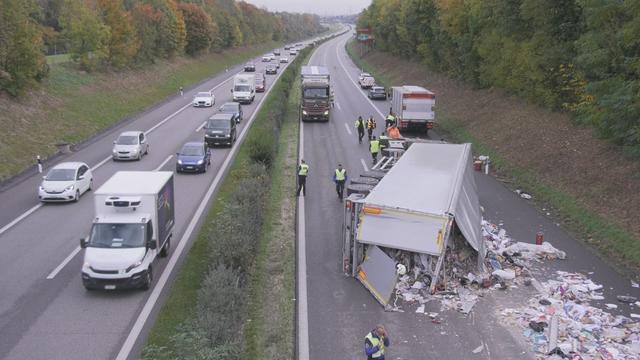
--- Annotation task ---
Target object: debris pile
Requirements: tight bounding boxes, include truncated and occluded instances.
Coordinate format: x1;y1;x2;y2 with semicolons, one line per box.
501;271;640;358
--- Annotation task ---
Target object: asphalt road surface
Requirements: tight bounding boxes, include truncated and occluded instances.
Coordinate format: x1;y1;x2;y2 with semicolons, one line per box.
298;32;640;359
0;40;310;360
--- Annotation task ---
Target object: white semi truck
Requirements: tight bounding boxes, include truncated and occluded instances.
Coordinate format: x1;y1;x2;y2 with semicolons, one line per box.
80;171;175;291
232;74;256;104
391;85;436;134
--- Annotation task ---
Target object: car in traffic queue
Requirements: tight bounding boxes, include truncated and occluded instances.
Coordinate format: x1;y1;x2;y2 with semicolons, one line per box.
192;91;215;107
244;62;256;72
176;142;211;173
289;49;297;56
266;63;278;74
218;102;243;123
368;86;388;100
112;131;149;161
204;113;237;147
273;49;281;56
280;56;289;63
38;162;93;202
262;55;271;62
255;72;266;92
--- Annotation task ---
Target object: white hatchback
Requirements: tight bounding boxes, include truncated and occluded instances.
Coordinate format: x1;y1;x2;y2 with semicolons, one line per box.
192;91;215;107
112;131;149;161
38;162;93;202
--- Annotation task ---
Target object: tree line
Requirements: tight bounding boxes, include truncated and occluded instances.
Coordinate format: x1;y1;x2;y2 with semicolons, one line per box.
357;0;640;153
0;0;324;95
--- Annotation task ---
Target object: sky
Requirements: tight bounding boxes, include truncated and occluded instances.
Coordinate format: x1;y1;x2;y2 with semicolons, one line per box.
243;0;371;15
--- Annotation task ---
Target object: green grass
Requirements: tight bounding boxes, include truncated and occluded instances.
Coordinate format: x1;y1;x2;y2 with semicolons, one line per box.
0;43;278;181
242;51;306;359
46;53;71;65
345;39;640;278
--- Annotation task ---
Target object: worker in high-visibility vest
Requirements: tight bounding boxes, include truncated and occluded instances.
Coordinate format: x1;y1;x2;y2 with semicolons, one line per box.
296;159;309;196
333;163;348;200
366;116;376;140
364;324;390;359
355;116;366;144
385;112;396;128
370;136;381;165
387;125;401;139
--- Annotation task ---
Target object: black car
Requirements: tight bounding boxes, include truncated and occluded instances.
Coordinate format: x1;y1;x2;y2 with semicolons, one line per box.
368;86;387;100
219;102;243;123
176;142;211;173
204;113;237;147
266;64;278;74
244;62;255;72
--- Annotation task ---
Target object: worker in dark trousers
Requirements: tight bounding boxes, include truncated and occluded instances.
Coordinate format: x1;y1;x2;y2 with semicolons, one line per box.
366;116;376;140
355;116;366;144
296;159;309;196
333;163;347;201
364;324;390;360
385;111;396;129
370;136;381;165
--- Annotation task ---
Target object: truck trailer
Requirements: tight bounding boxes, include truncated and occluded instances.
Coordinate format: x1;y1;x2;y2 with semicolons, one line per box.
300;65;331;122
342;143;483;306
80;171;175;291
391;86;436;134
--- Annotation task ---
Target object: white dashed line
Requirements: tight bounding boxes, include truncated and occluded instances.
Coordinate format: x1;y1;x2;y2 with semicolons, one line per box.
344;123;352;135
154;155;173;171
360;158;369;172
46;246;81;279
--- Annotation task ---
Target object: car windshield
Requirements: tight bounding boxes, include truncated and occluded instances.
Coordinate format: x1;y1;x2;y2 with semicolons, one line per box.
196;92;210;97
88;223;145;248
207;119;230;130
373;88;384;93
220;104;237;113
45;168;76;181
234;85;250;92
116;135;138;145
180;145;204;156
304;88;328;98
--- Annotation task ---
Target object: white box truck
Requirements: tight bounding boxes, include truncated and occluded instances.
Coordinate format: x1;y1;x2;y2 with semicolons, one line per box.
391;86;436;133
232;74;255;104
80;171;175;291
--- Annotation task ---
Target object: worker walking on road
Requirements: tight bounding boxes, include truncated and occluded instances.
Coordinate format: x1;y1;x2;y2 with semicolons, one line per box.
355;116;366;144
370;136;381;165
385;111;396;128
366;116;376;140
364;324;390;360
333;163;348;201
296;159;309;196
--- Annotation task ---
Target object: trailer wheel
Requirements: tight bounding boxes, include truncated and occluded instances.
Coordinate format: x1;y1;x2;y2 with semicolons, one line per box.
160;238;170;257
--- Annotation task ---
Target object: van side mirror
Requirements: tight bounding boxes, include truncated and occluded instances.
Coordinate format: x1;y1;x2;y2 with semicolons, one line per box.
230;89;233;93
80;238;88;248
113;140;117;144
147;240;157;250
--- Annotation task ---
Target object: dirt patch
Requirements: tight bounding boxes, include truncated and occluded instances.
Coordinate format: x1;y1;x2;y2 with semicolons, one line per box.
353;46;640;271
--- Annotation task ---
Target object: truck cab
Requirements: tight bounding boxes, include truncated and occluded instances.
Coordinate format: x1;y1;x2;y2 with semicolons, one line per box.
300;66;331;122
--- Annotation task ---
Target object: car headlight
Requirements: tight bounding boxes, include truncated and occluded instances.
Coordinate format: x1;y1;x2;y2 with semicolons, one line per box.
65;185;75;192
112;149;117;154
39;185;45;191
302;110;307;115
126;260;142;273
324;110;329;115
197;159;204;165
177;159;183;165
83;262;91;269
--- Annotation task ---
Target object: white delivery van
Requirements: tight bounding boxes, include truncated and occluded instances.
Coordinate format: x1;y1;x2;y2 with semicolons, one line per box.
232;74;256;104
80;171;175;291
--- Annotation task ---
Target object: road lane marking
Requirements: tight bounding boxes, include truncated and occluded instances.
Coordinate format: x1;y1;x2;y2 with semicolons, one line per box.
344;123;352;135
115;55;293;360
154;155;173;171
360;158;369;172
46;246;81;279
335;38;386;119
297;121;310;360
196;121;206;132
335;101;341;110
0;204;42;236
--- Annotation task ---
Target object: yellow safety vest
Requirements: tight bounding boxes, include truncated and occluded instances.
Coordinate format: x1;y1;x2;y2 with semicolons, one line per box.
355;120;365;129
365;332;385;358
367;119;376;129
298;163;309;176
335;168;346;181
370;140;380;153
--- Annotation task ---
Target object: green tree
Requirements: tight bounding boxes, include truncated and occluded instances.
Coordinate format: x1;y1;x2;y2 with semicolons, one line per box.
131;3;161;63
97;0;138;68
60;0;109;71
178;3;216;56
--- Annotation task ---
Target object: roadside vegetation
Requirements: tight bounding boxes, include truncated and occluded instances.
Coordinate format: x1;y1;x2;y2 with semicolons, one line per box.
142;42;315;359
346;40;640;279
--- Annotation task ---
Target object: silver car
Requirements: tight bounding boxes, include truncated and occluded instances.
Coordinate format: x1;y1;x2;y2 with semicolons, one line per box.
112;131;149;161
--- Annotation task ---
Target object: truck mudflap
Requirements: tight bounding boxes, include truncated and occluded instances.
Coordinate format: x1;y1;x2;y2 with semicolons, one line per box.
356;245;398;307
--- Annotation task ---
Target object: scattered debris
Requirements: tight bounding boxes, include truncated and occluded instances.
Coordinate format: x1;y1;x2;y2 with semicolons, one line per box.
472;344;484;354
618;295;638;303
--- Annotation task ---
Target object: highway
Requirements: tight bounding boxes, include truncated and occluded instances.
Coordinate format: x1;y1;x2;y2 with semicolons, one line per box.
0;44;301;359
298;32;640;359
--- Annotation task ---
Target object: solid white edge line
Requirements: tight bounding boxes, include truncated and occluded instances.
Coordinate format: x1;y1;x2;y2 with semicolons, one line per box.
195;121;206;132
46;246;81;279
154;155;173;172
115;56;294;360
360;158;369;172
297;117;310;360
0;204;42;236
344;122;352;135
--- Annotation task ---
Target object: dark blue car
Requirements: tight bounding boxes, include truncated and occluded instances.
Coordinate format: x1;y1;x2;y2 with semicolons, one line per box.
176;142;211;173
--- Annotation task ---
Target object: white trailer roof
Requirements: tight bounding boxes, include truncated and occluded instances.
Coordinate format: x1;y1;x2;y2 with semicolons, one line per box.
301;65;329;77
96;171;173;195
397;85;434;95
358;143;483;254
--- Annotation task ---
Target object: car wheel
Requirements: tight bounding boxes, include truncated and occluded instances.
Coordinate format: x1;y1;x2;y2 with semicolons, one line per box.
74;190;80;202
160;238;170;257
145;145;149;155
141;266;152;291
88;179;93;191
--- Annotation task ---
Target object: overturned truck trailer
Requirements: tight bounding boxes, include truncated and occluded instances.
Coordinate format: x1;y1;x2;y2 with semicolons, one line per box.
342;142;484;306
